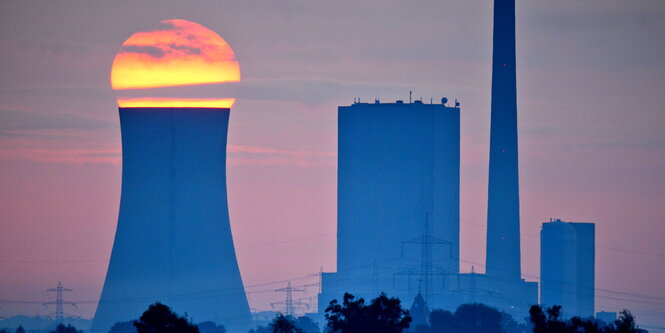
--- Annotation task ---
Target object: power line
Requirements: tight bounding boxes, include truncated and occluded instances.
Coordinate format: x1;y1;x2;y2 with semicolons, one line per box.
271;282;307;316
43;281;76;322
396;212;453;304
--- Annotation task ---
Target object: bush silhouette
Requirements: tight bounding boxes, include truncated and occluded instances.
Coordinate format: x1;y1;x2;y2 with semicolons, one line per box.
325;293;411;333
133;302;199;333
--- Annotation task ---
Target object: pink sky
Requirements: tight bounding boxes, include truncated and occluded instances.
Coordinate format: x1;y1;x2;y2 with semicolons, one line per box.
0;0;664;331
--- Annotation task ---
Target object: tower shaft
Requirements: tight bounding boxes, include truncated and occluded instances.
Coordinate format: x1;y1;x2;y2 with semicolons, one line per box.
486;0;521;280
93;108;251;332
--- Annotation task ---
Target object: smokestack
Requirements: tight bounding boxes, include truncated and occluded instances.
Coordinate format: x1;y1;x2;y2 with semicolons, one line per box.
486;0;522;280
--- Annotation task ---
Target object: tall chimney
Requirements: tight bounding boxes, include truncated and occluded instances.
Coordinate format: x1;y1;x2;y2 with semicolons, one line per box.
486;0;521;280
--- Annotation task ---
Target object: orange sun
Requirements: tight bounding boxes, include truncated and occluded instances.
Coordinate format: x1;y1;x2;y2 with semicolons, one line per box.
111;19;240;108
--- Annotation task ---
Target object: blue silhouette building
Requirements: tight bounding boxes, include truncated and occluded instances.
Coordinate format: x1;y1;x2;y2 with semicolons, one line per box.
541;219;595;318
314;0;544;320
92;107;252;332
486;0;521;282
317;0;540;319
318;99;460;312
470;0;539;317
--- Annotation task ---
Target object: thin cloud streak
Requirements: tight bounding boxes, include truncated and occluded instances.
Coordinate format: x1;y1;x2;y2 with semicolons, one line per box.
0;143;334;167
0;108;115;132
0;147;121;165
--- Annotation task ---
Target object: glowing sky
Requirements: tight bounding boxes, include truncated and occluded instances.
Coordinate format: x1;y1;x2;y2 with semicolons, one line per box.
111;19;240;108
0;1;664;331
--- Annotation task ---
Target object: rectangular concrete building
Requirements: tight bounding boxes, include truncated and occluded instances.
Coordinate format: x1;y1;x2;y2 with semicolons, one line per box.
319;98;460;312
540;218;595;318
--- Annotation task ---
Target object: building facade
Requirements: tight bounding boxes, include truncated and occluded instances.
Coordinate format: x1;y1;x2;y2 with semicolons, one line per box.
540;219;595;318
318;99;460;312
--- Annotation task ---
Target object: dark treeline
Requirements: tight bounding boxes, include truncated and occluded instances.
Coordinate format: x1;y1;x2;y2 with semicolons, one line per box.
413;303;527;333
248;315;320;333
106;303;211;333
2;293;648;333
412;304;646;333
0;323;83;333
528;305;646;333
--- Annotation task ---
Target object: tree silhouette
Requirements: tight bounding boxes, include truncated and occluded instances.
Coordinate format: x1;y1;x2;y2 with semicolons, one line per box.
613;310;647;333
570;316;603;333
428;309;456;332
249;315;319;333
529;305;648;333
109;320;137;333
197;321;226;333
325;293;411;333
270;314;303;333
133;302;199;333
425;304;522;333
247;325;270;333
15;326;26;333
454;303;504;333
529;305;571;333
294;316;320;333
48;324;83;333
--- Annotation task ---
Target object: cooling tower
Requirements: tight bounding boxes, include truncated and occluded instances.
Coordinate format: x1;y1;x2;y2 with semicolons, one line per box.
92;107;251;332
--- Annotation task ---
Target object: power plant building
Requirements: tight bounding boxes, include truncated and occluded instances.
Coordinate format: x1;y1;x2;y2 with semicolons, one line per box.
318;0;539;319
318;99;460;312
540;219;595;318
92;108;252;332
478;0;539;316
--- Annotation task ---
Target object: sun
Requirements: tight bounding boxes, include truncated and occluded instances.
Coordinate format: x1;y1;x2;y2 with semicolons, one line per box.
111;19;240;108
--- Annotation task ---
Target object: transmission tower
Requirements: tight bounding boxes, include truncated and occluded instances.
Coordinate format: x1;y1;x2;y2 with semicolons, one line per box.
272;281;306;316
306;266;323;294
395;213;452;304
43;281;76;322
301;267;324;310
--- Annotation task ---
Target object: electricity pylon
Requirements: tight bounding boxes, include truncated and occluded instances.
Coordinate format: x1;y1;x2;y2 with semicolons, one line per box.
272;281;307;316
43;281;76;322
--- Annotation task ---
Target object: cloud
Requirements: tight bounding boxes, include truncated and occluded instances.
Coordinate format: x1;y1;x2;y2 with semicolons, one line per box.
168;43;201;55
0;147;121;165
0;107;119;164
119;43;203;59
0;144;334;167
114;78;454;105
0;108;115;133
228;144;334;156
227;144;335;168
0;144;333;167
120;45;167;58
